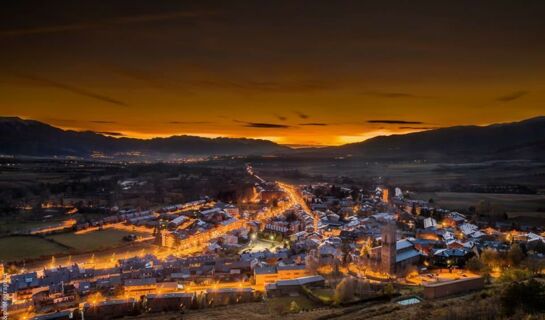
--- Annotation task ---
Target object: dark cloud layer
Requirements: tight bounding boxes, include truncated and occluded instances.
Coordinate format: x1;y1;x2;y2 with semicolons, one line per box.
12;73;128;106
244;122;291;129
497;91;528;102
294;111;309;119
234;120;291;129
0;10;217;37
300;122;328;126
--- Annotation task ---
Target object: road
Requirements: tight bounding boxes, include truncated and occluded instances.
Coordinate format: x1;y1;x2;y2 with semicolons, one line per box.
277;181;319;232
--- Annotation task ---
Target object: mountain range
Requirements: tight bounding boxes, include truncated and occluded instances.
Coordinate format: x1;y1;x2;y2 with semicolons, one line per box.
1;116;544;161
0;117;288;159
316;116;545;161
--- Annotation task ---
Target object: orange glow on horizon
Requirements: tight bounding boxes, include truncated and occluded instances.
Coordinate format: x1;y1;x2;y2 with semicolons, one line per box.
53;124;429;146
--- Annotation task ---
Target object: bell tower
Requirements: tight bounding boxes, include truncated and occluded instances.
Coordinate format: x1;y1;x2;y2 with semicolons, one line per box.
381;223;397;276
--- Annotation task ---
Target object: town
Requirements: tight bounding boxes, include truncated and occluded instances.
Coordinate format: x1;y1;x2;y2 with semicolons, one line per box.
1;163;543;320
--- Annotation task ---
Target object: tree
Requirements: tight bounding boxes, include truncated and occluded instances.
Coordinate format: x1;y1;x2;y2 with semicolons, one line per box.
465;256;485;273
476;200;492;216
289;301;301;313
383;283;395;297
480;248;500;268
305;249;320;274
507;244;525;267
334;277;356;304
524;258;545;275
501;278;545;316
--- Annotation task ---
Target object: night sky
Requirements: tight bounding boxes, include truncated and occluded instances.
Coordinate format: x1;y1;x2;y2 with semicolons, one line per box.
1;1;544;146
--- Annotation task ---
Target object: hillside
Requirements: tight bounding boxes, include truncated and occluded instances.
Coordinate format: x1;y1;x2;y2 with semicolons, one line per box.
0;117;289;158
1;116;545;161
315;116;545;161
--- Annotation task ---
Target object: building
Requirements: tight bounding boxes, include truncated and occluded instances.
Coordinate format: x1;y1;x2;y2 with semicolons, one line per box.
265;275;325;297
359;224;421;277
32;310;73;320
382;188;390;203
423;276;484;299
144;292;195;312
205;288;255;306
381;223;397;275
254;265;310;288
123;278;157;298
82;299;139;320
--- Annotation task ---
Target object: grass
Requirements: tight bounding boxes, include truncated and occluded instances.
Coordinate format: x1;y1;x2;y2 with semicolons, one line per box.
47;229;142;252
0;236;68;261
267;295;319;314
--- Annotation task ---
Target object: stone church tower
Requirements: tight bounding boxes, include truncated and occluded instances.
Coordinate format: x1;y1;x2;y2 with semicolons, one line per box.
381;222;397;275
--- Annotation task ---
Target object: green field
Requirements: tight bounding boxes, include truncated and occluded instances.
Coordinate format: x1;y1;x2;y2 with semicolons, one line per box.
413;192;545;217
47;229;142;252
0;236;68;261
266;295;318;314
251;158;545;188
0;229;143;262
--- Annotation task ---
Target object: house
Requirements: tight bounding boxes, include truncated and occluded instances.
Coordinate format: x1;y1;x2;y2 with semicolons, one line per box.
395;239;421;275
265;275;325;297
423;217;437;229
205;288;255;306
423;276;484;299
9;272;40;293
254;264;310;288
144;292;195;312
123;278;157;298
432;248;473;267
32;310;73;320
82;299;138;320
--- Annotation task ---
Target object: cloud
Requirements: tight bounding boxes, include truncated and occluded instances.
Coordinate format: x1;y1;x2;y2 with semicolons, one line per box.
299;122;328;126
294;111;309;119
11;73;128;107
0;10;218;37
274;114;287;121
244;122;291;129
234;120;291;129
496;91;528;102
368;120;424;124
364;91;427;99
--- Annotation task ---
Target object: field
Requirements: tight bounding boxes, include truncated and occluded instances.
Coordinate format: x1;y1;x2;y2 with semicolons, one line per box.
136;297;330;320
266;296;319;314
135;285;494;320
46;229;144;252
413;192;545;218
0;228;149;262
248;158;545;189
0;236;68;261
